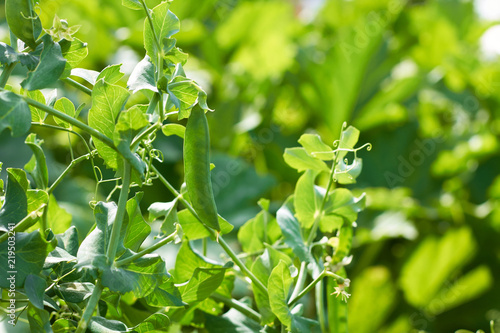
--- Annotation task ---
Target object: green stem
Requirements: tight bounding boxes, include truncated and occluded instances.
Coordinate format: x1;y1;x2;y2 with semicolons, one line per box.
306;159;337;246
288;270;345;307
316;279;327;333
140;0;162;53
211;293;262;323
48;152;94;195
63;77;92;95
0;205;46;243
106;162;132;262
75;282;104;333
115;228;178;267
23;97;114;148
289;270;325;307
131;122;161;150
289;261;308;303
151;164;268;294
0;62;17;88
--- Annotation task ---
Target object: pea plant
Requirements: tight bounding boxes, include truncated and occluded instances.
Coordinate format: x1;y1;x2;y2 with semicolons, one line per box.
0;1;369;332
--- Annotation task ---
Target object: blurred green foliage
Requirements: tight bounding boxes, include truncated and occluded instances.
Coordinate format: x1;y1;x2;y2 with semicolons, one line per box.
1;0;500;331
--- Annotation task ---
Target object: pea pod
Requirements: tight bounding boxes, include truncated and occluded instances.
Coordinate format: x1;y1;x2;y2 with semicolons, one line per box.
184;108;220;232
5;0;42;49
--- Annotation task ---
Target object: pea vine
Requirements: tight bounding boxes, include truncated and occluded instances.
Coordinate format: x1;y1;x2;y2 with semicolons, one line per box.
0;0;369;332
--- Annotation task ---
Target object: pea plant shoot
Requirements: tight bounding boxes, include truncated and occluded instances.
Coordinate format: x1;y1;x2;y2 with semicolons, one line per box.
0;0;369;332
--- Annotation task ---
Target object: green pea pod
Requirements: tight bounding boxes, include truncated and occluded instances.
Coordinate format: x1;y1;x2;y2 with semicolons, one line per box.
184;108;220;232
5;0;42;49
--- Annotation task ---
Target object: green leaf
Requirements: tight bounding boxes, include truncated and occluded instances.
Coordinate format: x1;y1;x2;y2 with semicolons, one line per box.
0;168;28;231
102;252;168;298
283;147;329;173
294;170;323;229
76;202;115;274
276;197;313;263
291;315;320;333
0;42;18;65
122;0;142;10
0;90;32;137
53;97;76;129
88;79;130;170
237;210;281;253
334;157;363;184
268;260;293;328
96;64;125;84
132;313;170;332
322;189;365;233
128;55;158;93
174;241;223;283
24;133;49;189
167;78;199;119
25;274;47;309
176;209;233;241
25;89;46;123
88;316;128;333
298;134;333;161
145;279;186;308
148;199;179;234
27;304;53;333
55;225;79;256
161;123;185;139
179;267;229;304
122;192;150;252
55;282;94;303
400;227;477;308
0;230;49;288
113;105;148;177
52;318;78;332
425;266;492;315
22;35;67;91
59;38;88;68
144;2;180;66
337;125;360;160
71;68;99;85
46;195;72;234
5;0;42;49
205;309;271;333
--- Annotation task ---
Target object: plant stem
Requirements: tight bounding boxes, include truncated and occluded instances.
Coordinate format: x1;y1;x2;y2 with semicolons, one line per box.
288;269;346;307
115;228;178;267
106;162;132;262
140;0;162;53
0;205;46;243
75;282;104;333
48;152;94;195
289;261;308;302
316;279;327;333
23;97;114;148
131;122;161;150
0;62;17;88
63;77;92;95
211;293;262;323
306;159;337;246
289;270;325;307
151;164;268;294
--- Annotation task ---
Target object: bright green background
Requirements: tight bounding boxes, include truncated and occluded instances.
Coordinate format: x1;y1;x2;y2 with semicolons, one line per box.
1;0;500;331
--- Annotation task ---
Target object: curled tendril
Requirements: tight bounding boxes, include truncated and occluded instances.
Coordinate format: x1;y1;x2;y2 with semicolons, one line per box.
332;140;340;148
150;149;164;163
355;142;372;152
89;200;98;210
94;166;103;182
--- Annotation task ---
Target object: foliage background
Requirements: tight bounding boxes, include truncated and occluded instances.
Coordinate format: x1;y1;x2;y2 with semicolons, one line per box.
1;0;500;331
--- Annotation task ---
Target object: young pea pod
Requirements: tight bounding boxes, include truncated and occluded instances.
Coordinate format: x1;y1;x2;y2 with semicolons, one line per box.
183;108;220;232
